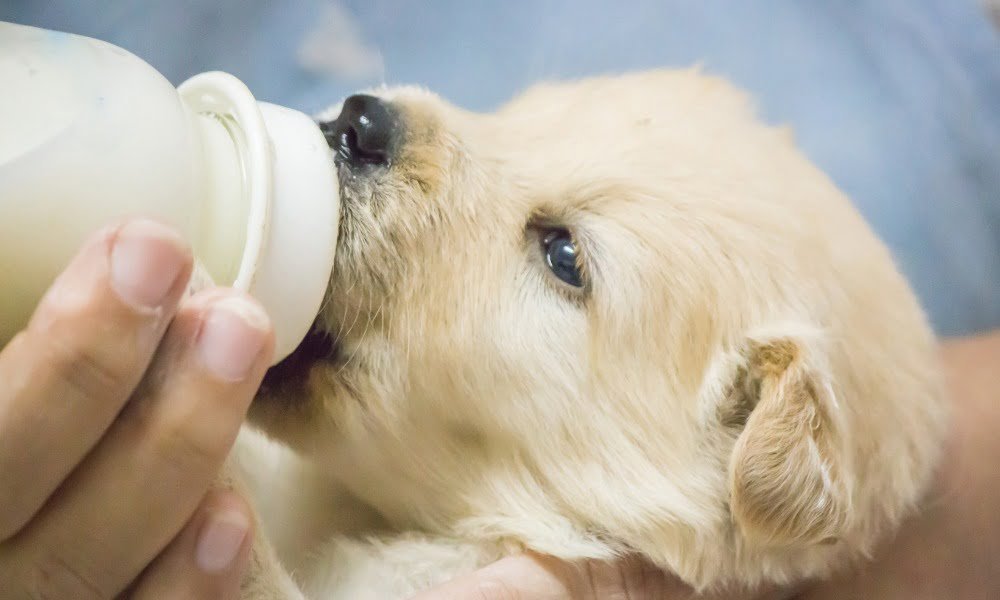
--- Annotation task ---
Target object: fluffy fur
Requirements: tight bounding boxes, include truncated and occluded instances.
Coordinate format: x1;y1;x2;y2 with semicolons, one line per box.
231;69;948;598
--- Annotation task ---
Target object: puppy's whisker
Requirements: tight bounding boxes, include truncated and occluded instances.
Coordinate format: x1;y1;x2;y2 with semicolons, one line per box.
333;276;360;337
337;282;373;376
346;292;364;342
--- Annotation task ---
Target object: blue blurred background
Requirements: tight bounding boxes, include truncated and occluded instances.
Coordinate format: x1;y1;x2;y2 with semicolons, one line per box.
4;0;999;335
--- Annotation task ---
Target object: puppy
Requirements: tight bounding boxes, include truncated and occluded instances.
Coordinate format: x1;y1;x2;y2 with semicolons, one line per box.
232;69;947;599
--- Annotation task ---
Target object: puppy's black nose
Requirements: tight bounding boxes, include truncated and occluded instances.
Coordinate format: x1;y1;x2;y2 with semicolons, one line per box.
319;94;400;167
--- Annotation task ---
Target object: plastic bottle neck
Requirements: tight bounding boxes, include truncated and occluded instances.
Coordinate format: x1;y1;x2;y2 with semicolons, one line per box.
178;72;339;363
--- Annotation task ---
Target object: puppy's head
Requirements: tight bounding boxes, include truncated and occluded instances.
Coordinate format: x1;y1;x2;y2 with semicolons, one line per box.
253;71;945;588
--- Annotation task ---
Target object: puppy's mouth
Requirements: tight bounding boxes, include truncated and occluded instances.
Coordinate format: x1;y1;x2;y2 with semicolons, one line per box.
257;96;392;399
259;321;338;398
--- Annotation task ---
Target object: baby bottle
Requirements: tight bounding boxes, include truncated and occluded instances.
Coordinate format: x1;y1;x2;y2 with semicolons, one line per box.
0;22;340;362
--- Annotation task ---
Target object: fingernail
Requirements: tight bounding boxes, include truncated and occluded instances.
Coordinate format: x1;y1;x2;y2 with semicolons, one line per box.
195;510;249;574
197;296;270;381
110;219;188;309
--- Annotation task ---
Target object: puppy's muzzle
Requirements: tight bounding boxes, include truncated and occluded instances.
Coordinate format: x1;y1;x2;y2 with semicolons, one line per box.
319;94;401;168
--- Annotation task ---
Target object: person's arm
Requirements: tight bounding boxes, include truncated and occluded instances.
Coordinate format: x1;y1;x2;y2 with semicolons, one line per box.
0;219;271;599
415;331;1000;600
802;331;1000;600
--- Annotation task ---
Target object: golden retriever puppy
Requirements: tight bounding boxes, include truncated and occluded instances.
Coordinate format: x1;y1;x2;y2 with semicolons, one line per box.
234;69;947;599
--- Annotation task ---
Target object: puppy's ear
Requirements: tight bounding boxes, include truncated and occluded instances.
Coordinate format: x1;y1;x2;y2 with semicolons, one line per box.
727;336;851;547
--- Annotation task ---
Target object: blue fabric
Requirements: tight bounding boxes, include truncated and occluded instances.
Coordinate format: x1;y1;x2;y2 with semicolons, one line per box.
4;0;999;335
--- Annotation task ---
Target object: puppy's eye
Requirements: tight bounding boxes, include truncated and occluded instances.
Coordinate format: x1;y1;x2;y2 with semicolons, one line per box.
541;229;583;287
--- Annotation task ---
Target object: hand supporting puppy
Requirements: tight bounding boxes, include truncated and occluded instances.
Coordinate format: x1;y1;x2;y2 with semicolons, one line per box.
414;332;1000;600
0;219;274;599
410;553;791;599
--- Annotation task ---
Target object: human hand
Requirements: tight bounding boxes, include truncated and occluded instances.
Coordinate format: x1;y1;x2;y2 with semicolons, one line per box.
0;219;274;599
410;552;790;600
415;332;1000;600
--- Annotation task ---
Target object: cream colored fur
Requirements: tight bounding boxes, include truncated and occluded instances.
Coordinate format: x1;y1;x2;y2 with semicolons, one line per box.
232;69;948;598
